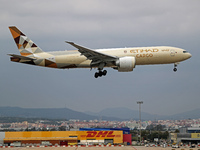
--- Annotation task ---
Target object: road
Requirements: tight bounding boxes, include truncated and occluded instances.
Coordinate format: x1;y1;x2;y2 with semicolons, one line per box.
3;146;200;150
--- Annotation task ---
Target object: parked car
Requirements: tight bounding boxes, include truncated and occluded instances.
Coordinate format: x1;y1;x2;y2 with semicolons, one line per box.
190;144;195;148
172;144;179;148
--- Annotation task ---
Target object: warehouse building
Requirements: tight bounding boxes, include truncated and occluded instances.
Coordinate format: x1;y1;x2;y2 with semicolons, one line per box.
80;128;131;145
170;132;200;145
170;127;200;145
3;130;123;146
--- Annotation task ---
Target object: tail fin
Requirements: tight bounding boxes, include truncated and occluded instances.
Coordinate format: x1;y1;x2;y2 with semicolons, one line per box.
9;26;43;56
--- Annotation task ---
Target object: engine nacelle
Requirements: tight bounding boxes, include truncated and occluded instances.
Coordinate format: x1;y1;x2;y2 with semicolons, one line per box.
115;56;136;72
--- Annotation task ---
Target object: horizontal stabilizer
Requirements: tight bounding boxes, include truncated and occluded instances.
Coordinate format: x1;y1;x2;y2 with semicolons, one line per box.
8;54;36;60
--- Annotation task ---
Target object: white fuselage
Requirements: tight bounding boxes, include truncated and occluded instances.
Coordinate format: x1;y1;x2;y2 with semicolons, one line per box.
44;46;191;69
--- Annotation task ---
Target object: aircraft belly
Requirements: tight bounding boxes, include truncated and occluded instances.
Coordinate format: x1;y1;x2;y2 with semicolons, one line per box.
55;54;90;69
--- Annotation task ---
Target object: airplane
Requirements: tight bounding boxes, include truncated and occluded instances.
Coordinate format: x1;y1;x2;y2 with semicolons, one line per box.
8;26;192;78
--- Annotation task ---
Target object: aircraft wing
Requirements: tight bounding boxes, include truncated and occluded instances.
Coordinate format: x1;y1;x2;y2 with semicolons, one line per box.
8;54;36;60
66;42;118;65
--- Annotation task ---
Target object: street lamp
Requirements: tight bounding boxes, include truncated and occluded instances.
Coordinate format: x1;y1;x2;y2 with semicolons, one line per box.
137;101;143;145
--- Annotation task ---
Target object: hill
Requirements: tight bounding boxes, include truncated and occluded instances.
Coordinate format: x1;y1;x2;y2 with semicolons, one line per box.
0;107;120;121
0;106;200;121
85;107;162;120
85;107;200;120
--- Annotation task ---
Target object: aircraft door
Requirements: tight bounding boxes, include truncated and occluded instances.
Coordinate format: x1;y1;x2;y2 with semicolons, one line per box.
170;49;175;56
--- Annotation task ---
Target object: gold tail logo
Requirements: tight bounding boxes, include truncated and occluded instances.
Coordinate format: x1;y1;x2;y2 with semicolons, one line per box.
9;26;43;56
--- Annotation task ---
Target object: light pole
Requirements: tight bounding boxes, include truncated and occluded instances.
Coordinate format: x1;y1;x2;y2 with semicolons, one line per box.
137;101;143;145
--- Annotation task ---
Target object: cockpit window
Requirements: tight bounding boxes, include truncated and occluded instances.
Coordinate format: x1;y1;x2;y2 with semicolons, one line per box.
183;51;188;53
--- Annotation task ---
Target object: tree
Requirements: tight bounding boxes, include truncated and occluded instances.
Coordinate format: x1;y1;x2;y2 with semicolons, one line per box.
146;124;154;130
41;127;47;131
156;124;163;131
30;127;36;131
58;126;66;131
162;131;169;139
174;129;179;133
50;128;57;131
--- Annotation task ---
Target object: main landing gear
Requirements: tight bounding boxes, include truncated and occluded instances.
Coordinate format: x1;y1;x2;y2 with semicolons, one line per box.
173;63;178;72
94;70;107;78
94;62;107;78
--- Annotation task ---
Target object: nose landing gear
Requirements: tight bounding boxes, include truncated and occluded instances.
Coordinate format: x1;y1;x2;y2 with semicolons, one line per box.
173;68;177;72
173;63;178;72
94;70;107;78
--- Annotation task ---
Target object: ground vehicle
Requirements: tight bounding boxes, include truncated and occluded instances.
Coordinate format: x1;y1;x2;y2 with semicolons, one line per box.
190;144;195;148
172;144;179;148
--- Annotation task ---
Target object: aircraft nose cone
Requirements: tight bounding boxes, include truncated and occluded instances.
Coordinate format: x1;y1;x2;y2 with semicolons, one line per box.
188;53;192;58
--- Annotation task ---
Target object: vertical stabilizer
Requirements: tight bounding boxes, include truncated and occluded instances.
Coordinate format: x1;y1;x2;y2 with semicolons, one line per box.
9;26;43;56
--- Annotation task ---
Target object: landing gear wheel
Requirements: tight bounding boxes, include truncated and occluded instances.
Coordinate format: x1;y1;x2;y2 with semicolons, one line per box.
98;71;103;77
94;70;108;78
173;63;178;72
173;68;177;72
103;70;107;76
94;72;99;78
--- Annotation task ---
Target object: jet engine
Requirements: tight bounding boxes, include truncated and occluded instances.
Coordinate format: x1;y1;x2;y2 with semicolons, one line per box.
115;56;136;72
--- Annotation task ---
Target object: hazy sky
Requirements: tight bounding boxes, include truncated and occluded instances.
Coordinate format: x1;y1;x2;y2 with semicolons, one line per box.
0;0;199;116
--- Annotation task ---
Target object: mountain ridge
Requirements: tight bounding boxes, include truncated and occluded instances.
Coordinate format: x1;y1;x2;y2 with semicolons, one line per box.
0;106;199;121
0;106;119;121
84;107;200;120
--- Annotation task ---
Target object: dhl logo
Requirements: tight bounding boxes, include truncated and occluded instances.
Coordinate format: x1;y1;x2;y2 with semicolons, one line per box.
86;131;115;138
